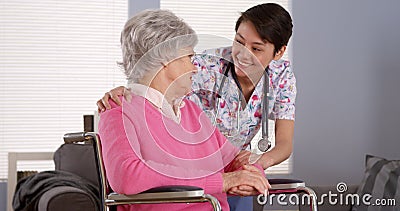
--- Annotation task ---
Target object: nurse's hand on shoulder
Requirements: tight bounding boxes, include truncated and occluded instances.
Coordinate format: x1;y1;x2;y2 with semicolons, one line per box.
97;86;128;112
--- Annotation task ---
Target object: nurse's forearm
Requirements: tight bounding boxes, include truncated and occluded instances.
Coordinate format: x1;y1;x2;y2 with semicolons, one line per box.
257;119;294;169
257;142;292;169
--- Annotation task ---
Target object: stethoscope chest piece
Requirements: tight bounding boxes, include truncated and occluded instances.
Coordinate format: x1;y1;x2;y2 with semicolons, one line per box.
258;137;271;152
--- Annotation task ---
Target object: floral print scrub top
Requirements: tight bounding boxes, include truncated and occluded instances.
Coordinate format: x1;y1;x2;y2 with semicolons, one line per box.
189;46;296;149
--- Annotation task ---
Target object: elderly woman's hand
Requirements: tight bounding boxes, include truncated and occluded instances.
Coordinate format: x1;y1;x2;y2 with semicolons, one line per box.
228;185;258;196
222;165;270;196
96;86;129;112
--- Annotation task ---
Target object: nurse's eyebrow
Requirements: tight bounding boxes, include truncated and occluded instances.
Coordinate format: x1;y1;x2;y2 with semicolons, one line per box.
236;33;265;46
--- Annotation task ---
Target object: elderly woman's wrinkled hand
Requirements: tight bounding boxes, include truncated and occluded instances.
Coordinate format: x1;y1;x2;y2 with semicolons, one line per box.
222;165;270;196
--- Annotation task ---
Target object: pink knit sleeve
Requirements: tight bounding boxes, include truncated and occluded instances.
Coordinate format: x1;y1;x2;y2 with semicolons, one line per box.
98;106;224;195
213;125;240;172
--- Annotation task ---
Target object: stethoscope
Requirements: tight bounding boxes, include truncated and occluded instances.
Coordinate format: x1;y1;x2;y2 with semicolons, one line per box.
213;63;272;152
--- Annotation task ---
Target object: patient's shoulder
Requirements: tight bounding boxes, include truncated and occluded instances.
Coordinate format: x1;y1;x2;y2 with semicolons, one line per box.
100;97;124;120
182;99;203;113
108;96;124;109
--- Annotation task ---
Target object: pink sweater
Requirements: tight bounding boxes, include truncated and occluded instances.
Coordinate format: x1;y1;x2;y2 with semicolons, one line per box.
99;95;239;210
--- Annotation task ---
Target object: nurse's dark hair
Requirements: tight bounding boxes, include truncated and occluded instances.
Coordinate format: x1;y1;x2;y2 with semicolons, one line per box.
235;3;293;54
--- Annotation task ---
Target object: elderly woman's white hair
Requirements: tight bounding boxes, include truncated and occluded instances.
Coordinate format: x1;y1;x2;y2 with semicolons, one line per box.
120;9;197;84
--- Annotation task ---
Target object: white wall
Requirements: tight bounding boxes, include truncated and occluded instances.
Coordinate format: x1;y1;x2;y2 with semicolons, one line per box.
128;0;159;17
291;0;400;185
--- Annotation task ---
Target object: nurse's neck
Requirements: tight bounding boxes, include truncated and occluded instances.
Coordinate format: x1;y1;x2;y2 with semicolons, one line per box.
237;71;263;102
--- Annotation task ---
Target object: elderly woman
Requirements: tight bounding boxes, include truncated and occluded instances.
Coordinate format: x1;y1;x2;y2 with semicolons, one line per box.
98;9;269;211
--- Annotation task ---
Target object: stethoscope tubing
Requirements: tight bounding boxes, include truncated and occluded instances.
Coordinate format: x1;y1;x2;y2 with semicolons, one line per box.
214;63;271;151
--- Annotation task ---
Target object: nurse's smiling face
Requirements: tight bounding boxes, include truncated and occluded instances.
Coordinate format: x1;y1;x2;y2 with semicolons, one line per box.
232;21;285;79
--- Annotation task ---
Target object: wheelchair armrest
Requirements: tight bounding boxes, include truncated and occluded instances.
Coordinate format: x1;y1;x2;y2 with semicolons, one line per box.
63;132;93;144
269;178;306;190
142;185;203;193
108;185;205;201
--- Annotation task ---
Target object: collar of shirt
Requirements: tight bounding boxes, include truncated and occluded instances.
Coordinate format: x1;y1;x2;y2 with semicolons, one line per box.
128;83;185;123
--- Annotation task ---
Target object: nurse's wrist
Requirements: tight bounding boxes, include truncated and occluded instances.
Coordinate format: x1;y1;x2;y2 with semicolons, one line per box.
258;154;275;169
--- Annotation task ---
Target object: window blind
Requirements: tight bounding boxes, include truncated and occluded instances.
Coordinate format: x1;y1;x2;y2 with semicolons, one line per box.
0;0;127;179
161;0;293;174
